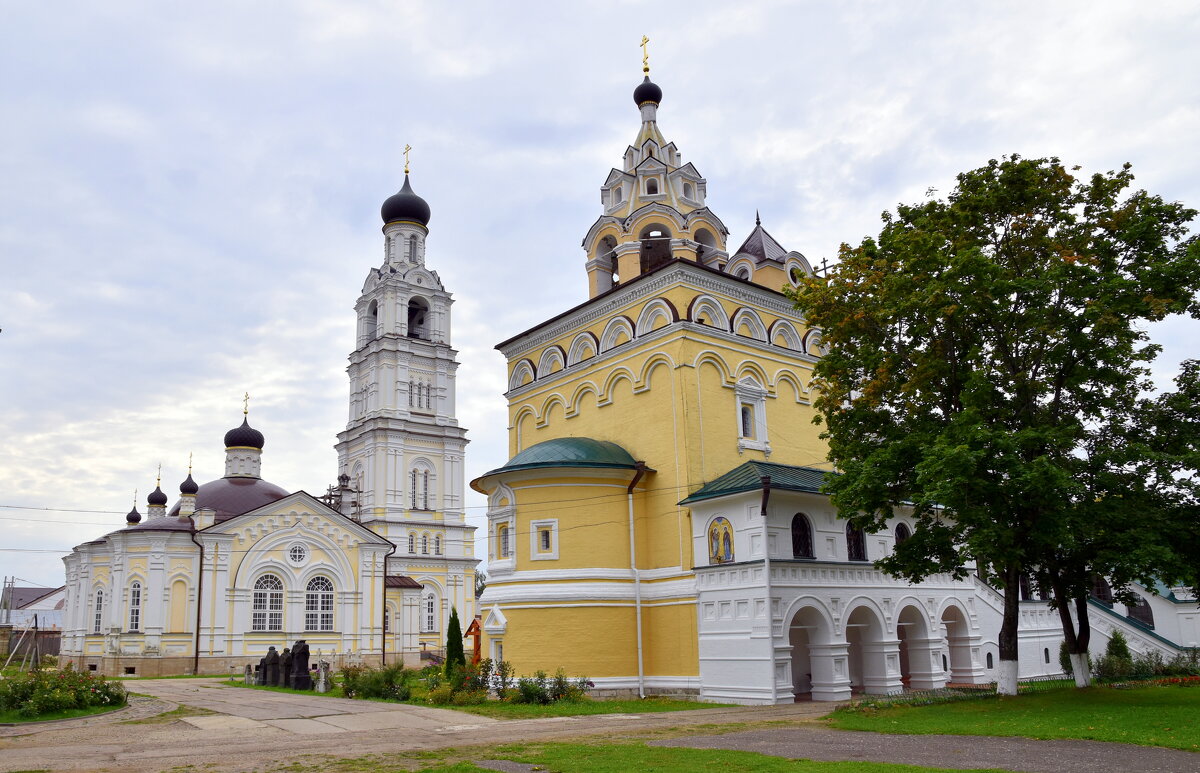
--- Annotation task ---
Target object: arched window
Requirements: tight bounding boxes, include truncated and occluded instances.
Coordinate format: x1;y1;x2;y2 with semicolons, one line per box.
683;182;694;199
408;533;416;554
498;524;511;558
93;589;104;634
128;582;141;632
1090;575;1114;607
305;577;334;632
423;470;431;509
791;514;814;559
252;574;284;631
367;300;379;340
1127;595;1155;629
1044;647;1051;664
407;234;418;262
613;186;622;203
894;523;911;545
1019;574;1035;601
708;517;734;564
422;589;437;633
986;652;994;669
434;535;442;555
422;534;429;554
383;609;389;633
846;523;867;562
407;298;430;340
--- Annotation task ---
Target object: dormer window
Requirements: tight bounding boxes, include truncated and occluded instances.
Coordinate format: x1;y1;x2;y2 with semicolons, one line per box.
613;186;622;203
646;178;659;196
683;182;694;199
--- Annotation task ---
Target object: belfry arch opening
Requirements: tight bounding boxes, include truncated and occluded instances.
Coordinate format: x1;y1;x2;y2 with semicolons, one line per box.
599;234;619;289
407;297;430;340
694;227;716;262
639;223;673;275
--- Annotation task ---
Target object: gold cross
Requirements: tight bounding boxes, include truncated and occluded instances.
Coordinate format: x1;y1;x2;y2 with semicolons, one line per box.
641;36;650;74
133;489;138;507
156;463;162;486
243;391;250;416
188;452;193;474
404;144;412;175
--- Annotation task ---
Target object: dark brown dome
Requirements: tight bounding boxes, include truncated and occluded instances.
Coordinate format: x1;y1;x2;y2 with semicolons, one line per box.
167;476;289;523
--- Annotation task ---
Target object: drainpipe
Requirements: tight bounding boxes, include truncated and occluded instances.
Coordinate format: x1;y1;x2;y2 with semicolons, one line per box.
628;461;648;699
760;475;776;703
187;525;204;676
380;543;396;666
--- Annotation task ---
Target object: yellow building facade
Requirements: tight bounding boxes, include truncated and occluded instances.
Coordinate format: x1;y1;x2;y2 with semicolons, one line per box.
472;68;826;697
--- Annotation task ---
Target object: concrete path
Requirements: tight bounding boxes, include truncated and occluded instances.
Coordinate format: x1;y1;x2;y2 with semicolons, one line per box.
657;727;1200;773
128;677;499;734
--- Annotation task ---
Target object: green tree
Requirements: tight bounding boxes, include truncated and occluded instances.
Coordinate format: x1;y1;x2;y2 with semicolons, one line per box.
475;570;488;599
444;606;465;677
789;156;1200;695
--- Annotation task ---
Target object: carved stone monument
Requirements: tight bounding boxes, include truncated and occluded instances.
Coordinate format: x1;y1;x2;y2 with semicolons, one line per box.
292;639;312;690
280;647;293;688
264;646;280;686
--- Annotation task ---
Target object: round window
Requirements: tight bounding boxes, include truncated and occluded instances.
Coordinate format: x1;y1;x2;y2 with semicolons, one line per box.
288;544;307;564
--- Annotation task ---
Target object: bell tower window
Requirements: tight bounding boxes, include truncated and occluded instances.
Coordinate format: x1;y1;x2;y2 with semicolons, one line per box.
407;298;429;340
645;178;659;195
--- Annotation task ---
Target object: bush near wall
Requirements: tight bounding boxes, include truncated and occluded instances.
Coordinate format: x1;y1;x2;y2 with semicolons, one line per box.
0;666;127;718
338;659;592;707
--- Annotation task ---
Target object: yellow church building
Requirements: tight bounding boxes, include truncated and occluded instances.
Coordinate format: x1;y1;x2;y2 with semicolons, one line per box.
470;63;1004;703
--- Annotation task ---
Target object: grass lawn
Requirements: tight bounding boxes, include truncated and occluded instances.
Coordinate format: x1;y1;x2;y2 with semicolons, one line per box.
0;703;125;724
223;679;727;718
827;684;1200;751
270;741;1008;772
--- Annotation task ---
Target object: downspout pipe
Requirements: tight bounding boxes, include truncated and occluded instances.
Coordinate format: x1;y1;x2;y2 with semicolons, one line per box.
187;524;204;676
628;461;648;699
760;475;776;703
381;543;397;666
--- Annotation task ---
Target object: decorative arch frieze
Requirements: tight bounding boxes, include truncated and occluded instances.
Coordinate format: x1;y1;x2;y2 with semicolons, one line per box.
769;319;803;350
566;332;599;366
508;359;537;391
537;345;566;376
687;294;731;329
598;316;635;352
731;308;769;342
634;297;679;336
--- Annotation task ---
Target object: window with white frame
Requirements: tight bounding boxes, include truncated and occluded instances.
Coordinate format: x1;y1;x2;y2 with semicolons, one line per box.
252;574;284;631
93;589;103;633
408;533;416;553
305;576;334;631
128;582;141;632
422;588;437;633
529;519;559;561
422;534;429;554
497;523;512;559
434;534;442;555
734;376;770;455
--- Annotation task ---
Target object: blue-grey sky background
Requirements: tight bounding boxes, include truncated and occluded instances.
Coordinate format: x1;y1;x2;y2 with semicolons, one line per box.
2;2;1198;589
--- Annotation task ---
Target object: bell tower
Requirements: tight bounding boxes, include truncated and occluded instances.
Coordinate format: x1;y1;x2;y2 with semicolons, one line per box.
335;161;476;640
582;42;731;298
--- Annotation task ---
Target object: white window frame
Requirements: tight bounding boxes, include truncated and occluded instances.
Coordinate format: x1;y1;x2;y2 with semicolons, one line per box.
93;589;104;634
252;574;284;631
529;518;559;561
128;582;141;632
305;576;335;632
734;377;771;455
421;589;438;633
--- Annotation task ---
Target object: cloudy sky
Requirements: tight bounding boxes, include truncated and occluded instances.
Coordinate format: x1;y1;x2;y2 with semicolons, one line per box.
2;2;1198;589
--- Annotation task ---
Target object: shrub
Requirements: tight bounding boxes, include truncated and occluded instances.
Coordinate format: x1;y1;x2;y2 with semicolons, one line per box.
549;668;571;702
427;685;454;705
0;665;127;718
1106;630;1132;661
493;660;514;695
444;607;466;677
514;670;551;704
468;658;494;694
339;663;412;701
450;689;487;706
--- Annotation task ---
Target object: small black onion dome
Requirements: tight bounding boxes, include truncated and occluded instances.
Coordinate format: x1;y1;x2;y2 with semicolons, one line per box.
224;417;265;450
126;506;142;525
633;75;662;107
381;174;431;227
147;485;168;506
179;473;199;495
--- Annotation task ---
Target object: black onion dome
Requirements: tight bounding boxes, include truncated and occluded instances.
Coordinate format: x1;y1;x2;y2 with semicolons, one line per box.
179;473;199;495
126;506;142;525
147;486;168;506
381;174;431;226
167;476;290;524
224;417;265;450
633;75;662;107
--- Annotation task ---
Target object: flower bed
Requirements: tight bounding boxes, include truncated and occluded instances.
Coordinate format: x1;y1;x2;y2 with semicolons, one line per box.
0;666;127;719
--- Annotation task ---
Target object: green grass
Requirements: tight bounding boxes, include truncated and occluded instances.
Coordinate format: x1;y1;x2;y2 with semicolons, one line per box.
0;703;125;724
827;684;1200;751
267;741;1007;772
445;696;732;719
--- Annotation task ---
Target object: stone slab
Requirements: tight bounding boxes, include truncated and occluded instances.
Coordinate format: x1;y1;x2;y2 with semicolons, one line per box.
180;715;269;731
262;718;348;734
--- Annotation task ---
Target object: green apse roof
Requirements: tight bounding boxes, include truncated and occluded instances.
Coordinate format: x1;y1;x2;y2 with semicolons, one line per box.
485;437;640;476
679;461;831;505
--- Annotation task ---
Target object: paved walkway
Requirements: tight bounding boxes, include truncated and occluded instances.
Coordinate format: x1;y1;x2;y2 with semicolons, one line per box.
1;679;1196;772
127;677;494;735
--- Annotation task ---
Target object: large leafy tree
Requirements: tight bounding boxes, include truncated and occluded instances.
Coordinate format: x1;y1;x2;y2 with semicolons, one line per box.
789;156;1200;695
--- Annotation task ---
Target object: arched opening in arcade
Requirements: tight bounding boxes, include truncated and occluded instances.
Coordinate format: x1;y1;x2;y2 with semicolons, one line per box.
788;605;831;700
897;603;944;690
844;604;896;695
940;604;975;684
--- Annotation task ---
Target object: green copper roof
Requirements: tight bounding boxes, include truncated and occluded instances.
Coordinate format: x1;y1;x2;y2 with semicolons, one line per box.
488;437;639;475
679;461;832;505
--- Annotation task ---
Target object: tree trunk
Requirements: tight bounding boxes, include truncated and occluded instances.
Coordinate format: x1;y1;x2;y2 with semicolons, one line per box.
997;564;1021;696
1050;577;1093;687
